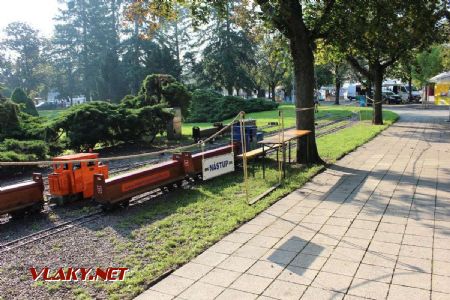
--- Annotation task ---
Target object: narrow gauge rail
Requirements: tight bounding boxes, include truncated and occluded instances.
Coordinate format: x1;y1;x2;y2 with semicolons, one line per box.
0;179;197;254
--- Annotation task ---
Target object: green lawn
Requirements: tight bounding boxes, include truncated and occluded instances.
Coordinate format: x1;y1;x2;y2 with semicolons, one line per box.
67;109;398;299
182;104;356;135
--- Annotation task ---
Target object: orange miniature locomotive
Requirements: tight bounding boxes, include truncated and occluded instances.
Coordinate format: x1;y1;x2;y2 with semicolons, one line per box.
48;153;108;202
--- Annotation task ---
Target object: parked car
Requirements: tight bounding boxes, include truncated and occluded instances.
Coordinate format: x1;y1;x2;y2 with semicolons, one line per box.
382;91;402;104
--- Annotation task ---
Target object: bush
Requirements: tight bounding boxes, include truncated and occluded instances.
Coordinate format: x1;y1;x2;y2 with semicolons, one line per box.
52;102;119;150
11;88;39;116
0;99;21;139
0;139;50;176
188;91;279;122
52;101;174;150
187;90;224;122
125;74;191;118
0;139;49;159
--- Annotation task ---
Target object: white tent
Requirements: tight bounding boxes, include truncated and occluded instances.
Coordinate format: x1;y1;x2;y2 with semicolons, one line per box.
429;71;450;83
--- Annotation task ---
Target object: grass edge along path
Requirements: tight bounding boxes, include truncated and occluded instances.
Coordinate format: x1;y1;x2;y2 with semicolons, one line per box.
83;109;398;300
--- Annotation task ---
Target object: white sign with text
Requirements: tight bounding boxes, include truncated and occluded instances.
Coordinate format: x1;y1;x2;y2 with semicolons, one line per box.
202;153;235;180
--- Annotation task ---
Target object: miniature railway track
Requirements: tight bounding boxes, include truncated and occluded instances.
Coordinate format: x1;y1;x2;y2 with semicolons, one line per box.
0;182;196;254
0;211;103;254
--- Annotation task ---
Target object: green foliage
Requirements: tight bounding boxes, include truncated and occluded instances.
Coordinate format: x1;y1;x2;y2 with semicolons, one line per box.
0;138;50;176
124;74;191;118
52;102;118;150
0;99;21;139
11;88;38;116
0;139;48;159
52;101;173;150
188;89;278;122
412;46;445;87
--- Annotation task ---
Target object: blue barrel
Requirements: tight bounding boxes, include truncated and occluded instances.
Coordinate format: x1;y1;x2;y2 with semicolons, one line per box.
233;124;258;151
358;95;366;107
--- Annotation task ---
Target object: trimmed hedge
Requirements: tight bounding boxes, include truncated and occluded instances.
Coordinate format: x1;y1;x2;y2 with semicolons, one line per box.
188;90;278;122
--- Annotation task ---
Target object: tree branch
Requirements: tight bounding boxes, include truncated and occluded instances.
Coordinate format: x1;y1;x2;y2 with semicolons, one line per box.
312;0;336;39
346;55;370;79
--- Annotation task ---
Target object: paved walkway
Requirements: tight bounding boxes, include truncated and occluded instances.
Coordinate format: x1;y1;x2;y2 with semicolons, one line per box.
136;106;450;300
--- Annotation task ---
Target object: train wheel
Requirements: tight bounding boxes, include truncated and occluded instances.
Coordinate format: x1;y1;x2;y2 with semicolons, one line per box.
10;209;26;219
31;202;44;214
120;199;130;208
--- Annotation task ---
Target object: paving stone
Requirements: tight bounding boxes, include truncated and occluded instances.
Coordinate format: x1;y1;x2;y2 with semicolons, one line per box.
339;236;371;249
402;234;433;248
290;253;328;270
399;245;433;260
247;235;280;248
178;281;224;300
237;224;266;234
396;256;432;273
347;278;389;300
234;245;270;260
209;240;242;255
192;250;229;267
378;223;406;234
351;219;379;230
215;289;257;300
217;256;256;273
223;232;255;244
173;263;213;280
432;274;450;294
277;266;318;285
321;258;359;277
387;285;431;300
434;238;450;250
230;273;273;294
330;246;366;262
362;252;397;269
372;231;403;244
135;290;173;300
247;260;285;279
368;241;401;255
151;275;194;296
301;243;334;257
432;291;450;300
262;279;307;300
216;289;258;300
433;260;450;276
273;237;308;252
345;228;375;240
262;248;298;265
301;286;345;300
311;234;341;246
434;248;450;262
355;263;394;283
259;226;292;238
311;271;353;293
392;269;431;290
199;268;241;287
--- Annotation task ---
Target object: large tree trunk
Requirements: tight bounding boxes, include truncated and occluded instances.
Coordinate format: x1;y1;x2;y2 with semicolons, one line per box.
335;78;341;105
271;84;276;102
408;77;413;101
291;38;322;164
372;65;384;125
227;86;233;96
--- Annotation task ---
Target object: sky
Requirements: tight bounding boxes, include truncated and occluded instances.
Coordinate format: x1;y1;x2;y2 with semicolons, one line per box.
0;0;59;38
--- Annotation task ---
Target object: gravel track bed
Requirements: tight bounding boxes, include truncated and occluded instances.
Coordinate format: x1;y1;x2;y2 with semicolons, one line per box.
0;192;170;300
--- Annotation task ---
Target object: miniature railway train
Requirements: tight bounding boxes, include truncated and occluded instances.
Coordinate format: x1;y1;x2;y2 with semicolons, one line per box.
0;144;238;217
